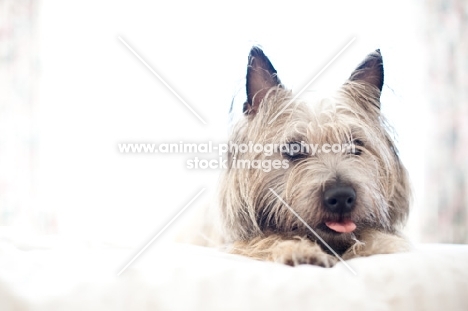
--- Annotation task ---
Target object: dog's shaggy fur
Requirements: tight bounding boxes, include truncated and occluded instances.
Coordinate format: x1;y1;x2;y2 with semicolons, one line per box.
219;47;411;267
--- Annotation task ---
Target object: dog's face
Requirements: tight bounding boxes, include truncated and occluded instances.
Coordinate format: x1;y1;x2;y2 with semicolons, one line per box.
220;47;410;253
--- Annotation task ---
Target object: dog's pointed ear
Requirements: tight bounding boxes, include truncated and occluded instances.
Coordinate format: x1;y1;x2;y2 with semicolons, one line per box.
244;46;282;114
349;49;384;93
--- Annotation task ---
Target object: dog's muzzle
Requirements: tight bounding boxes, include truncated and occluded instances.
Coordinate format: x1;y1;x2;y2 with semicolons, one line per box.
322;185;357;233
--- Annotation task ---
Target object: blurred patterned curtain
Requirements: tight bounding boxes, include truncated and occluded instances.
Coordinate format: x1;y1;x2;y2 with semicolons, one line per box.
425;0;468;243
0;0;54;235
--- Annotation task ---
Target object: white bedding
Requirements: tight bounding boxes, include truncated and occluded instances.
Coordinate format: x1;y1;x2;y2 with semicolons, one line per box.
0;242;467;310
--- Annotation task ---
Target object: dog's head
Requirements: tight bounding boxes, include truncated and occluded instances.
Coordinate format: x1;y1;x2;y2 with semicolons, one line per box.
220;47;410;253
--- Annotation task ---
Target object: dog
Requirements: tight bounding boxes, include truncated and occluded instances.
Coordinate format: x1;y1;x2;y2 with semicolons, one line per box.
218;46;412;267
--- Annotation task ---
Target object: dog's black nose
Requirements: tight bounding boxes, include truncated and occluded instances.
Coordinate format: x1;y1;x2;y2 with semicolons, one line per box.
323;186;356;214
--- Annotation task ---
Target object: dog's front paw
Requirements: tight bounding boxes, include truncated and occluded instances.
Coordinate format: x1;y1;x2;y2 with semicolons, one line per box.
279;251;338;267
273;238;338;268
230;235;339;267
342;230;412;260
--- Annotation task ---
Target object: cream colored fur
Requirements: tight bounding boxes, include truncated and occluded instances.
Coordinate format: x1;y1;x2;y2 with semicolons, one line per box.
199;48;412;267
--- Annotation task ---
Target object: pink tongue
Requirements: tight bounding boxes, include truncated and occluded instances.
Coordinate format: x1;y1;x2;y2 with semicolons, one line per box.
325;220;356;233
